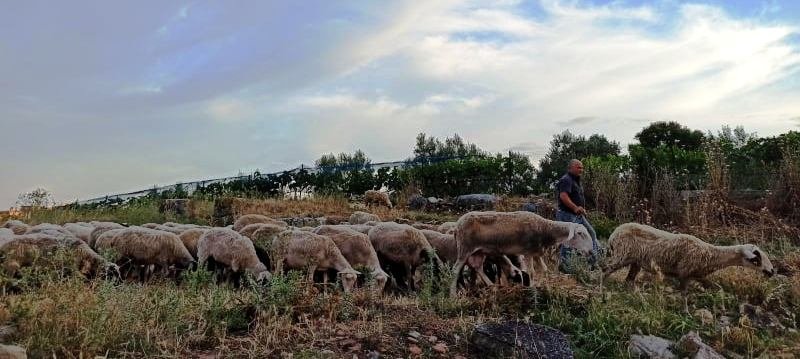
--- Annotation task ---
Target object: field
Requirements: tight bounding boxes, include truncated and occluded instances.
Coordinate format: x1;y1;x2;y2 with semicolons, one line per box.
2;195;800;359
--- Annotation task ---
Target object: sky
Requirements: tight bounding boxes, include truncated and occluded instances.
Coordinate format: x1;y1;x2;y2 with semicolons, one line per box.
1;0;799;208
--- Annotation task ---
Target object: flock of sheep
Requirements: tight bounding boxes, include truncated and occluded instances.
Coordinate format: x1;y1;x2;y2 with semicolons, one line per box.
0;203;777;297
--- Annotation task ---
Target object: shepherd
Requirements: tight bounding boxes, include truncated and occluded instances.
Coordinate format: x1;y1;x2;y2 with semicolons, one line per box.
555;159;600;272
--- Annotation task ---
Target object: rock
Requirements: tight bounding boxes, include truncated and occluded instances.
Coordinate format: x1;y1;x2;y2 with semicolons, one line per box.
408;330;421;339
456;194;498;211
432;343;448;354
470;320;573;358
628;335;676;359
0;326;17;343
521;202;539;213
739;304;785;334
693;309;714;326
408;344;422;356
676;332;724;359
407;195;428;211
0;345;25;359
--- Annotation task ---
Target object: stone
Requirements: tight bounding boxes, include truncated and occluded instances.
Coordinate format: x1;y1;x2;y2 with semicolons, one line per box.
408;330;421;339
0;326;17;343
407;195;427;211
628;335;676;359
693;309;714;326
0;345;25;359
739;304;785;334
456;194;499;211
470;320;573;358
676;332;724;359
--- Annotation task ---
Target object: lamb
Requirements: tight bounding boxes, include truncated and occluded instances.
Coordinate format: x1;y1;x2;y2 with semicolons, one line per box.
272;230;360;293
368;222;443;291
312;225;389;292
349;211;380;225
419;229;457;264
450;211;594;295
2;220;30;235
364;190;392;208
94;227;195;279
437;221;457;234
178;228;207;258
233;214;288;232
0;233;119;278
604;223;775;291
196;228;271;283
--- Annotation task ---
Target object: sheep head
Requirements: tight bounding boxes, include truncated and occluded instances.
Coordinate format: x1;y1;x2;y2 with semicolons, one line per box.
564;224;593;257
739;244;774;277
372;269;389;293
338;268;361;293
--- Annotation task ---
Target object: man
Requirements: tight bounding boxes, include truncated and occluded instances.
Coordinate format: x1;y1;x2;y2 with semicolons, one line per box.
555;159;599;271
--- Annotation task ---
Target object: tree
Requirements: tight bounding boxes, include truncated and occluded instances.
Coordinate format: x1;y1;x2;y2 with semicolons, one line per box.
16;188;54;208
535;131;621;190
412;133;486;163
634;121;705;151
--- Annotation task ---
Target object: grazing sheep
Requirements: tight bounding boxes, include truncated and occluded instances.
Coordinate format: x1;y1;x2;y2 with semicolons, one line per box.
349;211;380;225
450;211;594;295
64;223;95;243
26;223;82;243
412;223;439;231
88;222;125;248
178;228;207;258
368;222;443;291
238;223;276;239
0;233;119;278
419;229;457;264
272;230;360;293
312;225;389;292
233;214;288;232
197;228;271;283
364;190;392;208
2;220;29;235
0;228;13;240
140;223;161;229
437;222;457;234
94;227;194;279
347;224;373;235
604;223;775;291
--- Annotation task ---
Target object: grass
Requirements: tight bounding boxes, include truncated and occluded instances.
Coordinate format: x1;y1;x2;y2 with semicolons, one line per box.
2;196;799;358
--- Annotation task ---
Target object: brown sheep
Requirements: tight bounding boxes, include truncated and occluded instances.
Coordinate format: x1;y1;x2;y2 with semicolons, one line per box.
312;225;389;292
365;190;392;208
233;214;288;232
450;211;593;295
178;228;207;258
437;221;457;234
419;229;457;264
368;222;443;291
272;230;360;293
197;228;271;283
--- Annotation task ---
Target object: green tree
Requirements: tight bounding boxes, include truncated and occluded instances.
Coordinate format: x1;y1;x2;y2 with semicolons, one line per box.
16;188;54;208
535;131;621;190
412;133;486;163
634;121;705;151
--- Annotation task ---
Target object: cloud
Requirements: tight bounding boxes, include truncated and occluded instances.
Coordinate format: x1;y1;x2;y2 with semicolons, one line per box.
560;116;598;126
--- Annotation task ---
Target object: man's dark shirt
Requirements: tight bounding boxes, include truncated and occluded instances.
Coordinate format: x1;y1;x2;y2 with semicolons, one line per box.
556;172;585;214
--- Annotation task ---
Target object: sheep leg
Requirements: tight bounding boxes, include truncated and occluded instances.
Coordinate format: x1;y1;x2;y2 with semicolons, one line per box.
450;257;469;296
306;264;317;291
624;264;641;283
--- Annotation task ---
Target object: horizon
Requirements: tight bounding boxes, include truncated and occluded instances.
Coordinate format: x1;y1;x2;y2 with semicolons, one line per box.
2;0;799;208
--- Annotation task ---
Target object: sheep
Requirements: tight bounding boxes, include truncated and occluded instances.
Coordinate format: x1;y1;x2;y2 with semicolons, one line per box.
312;225;389;292
196;228;271;284
347;224;373;235
603;223;775;291
140;223;161;229
0;233;119;279
412;223;439;231
272;230;360;293
0;228;13;240
419;229;457;264
437;221;457;234
178;228;207;258
349;211;380;225
450;211;594;295
2;220;30;235
88;222;125;248
26;223;81;242
238;223;281;239
233;214;288;232
364;190;392;208
368;222;443;291
64;223;94;243
94;227;195;279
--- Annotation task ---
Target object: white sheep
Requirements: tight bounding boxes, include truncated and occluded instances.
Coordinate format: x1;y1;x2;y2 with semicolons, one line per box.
232;214;288;232
604;223;775;291
64;223;95;243
419;229;457;264
312;225;389;292
2;220;30;235
196;228;271;283
368;222;443;291
450;211;593;295
347;224;373;235
364;190;392;208
349;211;380;225
94;227;195;279
272;230;360;293
437;221;457;234
88;222;125;248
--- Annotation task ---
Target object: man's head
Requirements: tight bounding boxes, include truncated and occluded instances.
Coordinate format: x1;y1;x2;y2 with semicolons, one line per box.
567;159;584;177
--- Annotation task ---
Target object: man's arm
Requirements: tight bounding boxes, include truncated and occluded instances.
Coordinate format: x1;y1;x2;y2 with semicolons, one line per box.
559;192;585;215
